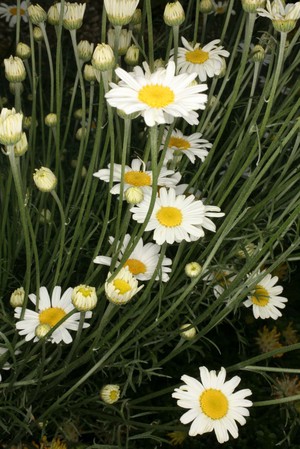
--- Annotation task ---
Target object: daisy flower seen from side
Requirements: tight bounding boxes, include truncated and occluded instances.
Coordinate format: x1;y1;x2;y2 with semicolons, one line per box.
130;187;224;245
172;366;252;443
93;158;180;196
257;0;300;32
105;61;208;127
175;37;230;82
14;286;92;344
243;271;288;320
0;1;28;27
94;234;172;282
105;266;143;305
161;127;211;164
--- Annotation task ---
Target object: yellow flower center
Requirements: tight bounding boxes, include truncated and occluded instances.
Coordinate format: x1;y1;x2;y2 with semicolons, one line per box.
138;84;175;108
124;171;151;187
124;258;147;275
113;279;132;294
251;285;270;307
77;286;93;297
39;307;66;328
168;136;191;151
156;206;183;227
185;48;209;64
200;388;229;419
109;390;119;401
9;7;26;16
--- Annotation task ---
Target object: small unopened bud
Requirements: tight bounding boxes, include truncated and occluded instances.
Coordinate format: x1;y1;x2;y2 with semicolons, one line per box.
252;44;265;62
83;64;97;82
33;26;44;42
39;208;52;224
72;284;98;311
100;384;121;404
125;44;139;65
23;116;32;130
57;2;86;30
77;40;94;61
92;44;115;71
180;323;197;340
48;5;60;25
10;287;25;308
125;186;144;204
0;108;23;146
74;109;83;120
130;8;142;25
4;56;26;82
153;58;165;69
107;28;132;56
164;1;185;26
45;113;57;127
199;0;214;14
33;167;57;192
12;132;28;156
35;323;51;338
75;127;86;141
185;262;202;278
16;42;31;60
28;4;47;24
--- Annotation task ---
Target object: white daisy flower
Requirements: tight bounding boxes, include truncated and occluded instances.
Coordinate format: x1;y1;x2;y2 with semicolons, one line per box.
105;266;143;305
204;269;236;299
161;127;211;164
212;0;236;15
175;37;230;82
104;0;139;26
94;234;172;282
14;286;92;344
172;366;252;444
0;1;28;27
130;187;224;245
105;61;208;127
257;0;300;21
93;158;180;196
244;271;288;320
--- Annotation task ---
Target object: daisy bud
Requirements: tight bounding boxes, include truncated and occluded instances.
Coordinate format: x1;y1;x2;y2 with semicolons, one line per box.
185;262;202;278
23;116;32;130
0;108;23;146
9;82;24;95
33;167;57;192
10;287;25;308
252;45;265;62
107;28;132;56
74;108;84;120
217;58;227;78
163;1;185;26
180;323;197;340
57;2;86;30
83;64;97;82
104;0;139;26
16;42;31;60
125;186;144;204
33;26;44;42
28;4;47;24
44;113;57;127
72;285;98;311
124;44;139;66
77;40;94;62
100;384;121;404
130;8;142;25
242;0;266;12
199;0;214;14
92;44;115;71
153;58;165;69
11;132;28;157
4;56;26;83
272;19;298;32
39;208;52;224
48;5;60;25
75;127;86;141
35;323;51;338
236;243;256;258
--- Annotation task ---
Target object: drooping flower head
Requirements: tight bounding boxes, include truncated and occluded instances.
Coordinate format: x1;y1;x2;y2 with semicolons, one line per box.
175;37;230;82
94;234;172;282
161;127;211;164
244;271;288;319
0;1;28;27
172;366;253;443
104;0;139;26
56;2;86;30
130;187;224;245
105;61;208;127
14;286;92;344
